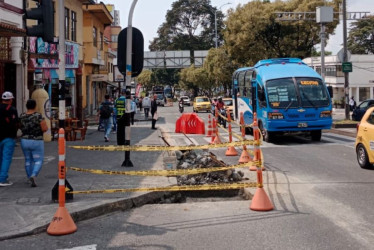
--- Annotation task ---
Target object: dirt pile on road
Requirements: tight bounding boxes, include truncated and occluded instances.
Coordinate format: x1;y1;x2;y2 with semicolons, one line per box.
175;150;245;185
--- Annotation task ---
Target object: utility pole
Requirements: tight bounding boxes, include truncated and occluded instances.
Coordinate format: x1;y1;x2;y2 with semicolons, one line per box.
214;2;231;48
122;0;138;167
343;0;350;120
58;0;65;128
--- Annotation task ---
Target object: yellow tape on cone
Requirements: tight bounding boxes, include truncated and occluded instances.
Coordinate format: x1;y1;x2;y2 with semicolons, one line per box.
67;182;258;194
67;161;263;177
70;140;255;152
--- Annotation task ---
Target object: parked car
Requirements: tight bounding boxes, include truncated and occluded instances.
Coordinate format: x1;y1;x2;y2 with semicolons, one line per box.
156;94;165;106
180;96;191;106
193;96;211;113
222;97;234;120
355;106;374;169
352;99;374;121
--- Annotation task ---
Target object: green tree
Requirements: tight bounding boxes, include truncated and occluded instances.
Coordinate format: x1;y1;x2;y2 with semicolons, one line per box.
149;0;225;51
151;68;180;87
348;15;374;54
203;47;238;94
224;0;341;66
136;69;152;91
179;65;213;96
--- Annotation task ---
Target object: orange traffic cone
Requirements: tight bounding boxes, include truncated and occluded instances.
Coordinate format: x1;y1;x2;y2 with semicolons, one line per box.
47;128;77;235
239;147;251;163
212;130;222;144
210;119;217;144
207;114;213;137
225;111;238;156
226;146;238;156
47;207;77;235
250;187;274;211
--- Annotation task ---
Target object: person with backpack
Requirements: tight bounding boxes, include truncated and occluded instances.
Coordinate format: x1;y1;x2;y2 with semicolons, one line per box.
0;91;19;186
99;94;114;142
142;93;151;119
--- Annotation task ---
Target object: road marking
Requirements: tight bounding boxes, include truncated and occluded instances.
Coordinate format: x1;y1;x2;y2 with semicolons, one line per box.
57;245;97;250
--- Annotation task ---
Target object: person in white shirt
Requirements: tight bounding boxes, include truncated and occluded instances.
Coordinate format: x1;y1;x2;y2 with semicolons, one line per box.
142;93;151;119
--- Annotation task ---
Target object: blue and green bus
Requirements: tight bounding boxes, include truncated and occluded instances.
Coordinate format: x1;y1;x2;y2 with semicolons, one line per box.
232;58;333;142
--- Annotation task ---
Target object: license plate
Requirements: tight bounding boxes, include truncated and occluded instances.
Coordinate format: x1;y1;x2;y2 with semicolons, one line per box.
298;122;308;128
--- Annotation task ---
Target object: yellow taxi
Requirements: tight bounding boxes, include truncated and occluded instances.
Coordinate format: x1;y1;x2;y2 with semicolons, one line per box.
355;106;374;169
193;96;211;113
223;97;234;119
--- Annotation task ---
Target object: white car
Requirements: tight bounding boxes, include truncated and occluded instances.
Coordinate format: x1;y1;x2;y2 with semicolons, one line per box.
180;96;191;106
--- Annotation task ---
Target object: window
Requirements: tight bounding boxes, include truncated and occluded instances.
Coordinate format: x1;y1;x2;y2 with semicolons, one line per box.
93;27;97;47
325;66;337;77
64;8;70;40
71;11;77;42
100;32;103;50
111;35;118;43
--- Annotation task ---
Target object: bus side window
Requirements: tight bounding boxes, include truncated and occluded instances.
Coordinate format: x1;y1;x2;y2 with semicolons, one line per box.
258;84;266;107
244;70;252;98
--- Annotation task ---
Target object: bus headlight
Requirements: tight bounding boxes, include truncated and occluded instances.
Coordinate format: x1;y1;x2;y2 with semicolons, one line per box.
320;111;332;118
268;112;284;119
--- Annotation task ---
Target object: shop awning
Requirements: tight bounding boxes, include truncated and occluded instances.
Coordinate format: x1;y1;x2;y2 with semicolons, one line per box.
0;23;26;37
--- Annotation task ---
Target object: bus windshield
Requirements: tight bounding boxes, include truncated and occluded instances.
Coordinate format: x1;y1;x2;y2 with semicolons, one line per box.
297;78;329;107
266;78;298;109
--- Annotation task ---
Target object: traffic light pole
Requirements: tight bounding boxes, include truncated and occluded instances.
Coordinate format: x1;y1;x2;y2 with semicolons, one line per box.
343;0;350;120
122;0;138;167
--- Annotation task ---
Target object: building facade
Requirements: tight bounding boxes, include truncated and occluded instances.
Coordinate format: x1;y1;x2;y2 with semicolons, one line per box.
0;0;26;112
303;55;374;105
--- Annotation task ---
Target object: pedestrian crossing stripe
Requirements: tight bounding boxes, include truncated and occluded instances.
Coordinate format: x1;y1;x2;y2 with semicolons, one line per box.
67;161;263;177
67;182;259;195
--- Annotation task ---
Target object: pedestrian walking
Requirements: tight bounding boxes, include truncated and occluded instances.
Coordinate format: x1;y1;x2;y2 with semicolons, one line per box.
99;94;114;142
0;91;19;186
151;94;158;130
19;99;48;187
349;96;356;111
110;97;117;132
115;89;127;145
142;93;151;119
130;96;137;125
138;96;143;111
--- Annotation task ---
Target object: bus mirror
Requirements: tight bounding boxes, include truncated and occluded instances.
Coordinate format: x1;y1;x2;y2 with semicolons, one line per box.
327;86;333;98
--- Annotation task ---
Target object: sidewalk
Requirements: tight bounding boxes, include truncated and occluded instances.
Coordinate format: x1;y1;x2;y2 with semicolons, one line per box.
0;112;175;240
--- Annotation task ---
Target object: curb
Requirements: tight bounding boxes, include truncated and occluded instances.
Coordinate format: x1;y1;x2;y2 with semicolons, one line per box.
0;191;174;241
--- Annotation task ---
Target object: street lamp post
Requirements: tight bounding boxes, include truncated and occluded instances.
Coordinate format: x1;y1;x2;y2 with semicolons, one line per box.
214;2;231;48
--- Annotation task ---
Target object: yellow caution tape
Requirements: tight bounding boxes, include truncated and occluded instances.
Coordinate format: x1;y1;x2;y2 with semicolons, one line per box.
67;182;258;194
67;161;262;177
70;140;255;151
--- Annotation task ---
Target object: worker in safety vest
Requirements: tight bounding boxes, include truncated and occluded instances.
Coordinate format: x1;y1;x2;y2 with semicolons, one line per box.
115;89;127;145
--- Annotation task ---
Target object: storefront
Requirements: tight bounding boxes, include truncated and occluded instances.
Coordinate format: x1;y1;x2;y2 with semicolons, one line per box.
29;37;80;118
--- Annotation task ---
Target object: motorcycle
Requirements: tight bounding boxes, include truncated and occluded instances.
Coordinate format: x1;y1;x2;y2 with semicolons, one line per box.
217;108;227;128
179;102;184;113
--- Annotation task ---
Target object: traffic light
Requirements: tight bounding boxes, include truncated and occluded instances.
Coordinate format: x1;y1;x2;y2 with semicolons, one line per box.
24;0;54;43
117;27;144;78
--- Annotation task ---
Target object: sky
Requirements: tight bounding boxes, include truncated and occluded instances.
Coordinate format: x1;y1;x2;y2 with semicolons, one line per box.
101;0;374;55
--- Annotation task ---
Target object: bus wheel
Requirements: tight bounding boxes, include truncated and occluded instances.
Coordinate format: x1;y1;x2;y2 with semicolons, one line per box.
311;130;322;141
259;122;272;142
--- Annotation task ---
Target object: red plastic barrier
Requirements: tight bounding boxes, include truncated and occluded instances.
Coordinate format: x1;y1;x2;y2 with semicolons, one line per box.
175;113;205;134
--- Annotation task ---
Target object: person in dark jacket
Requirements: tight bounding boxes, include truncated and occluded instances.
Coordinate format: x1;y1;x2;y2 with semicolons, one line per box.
0;91;19;186
151;94;158;130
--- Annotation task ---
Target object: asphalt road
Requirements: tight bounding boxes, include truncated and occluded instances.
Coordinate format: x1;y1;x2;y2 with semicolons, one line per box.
0;105;373;250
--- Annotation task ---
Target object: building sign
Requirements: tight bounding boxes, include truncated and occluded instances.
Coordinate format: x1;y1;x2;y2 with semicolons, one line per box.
342;62;352;73
113;66;124;82
91;74;108;81
29;37;79;69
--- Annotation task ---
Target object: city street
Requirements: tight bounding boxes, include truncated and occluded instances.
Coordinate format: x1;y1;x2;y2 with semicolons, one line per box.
0;104;373;250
